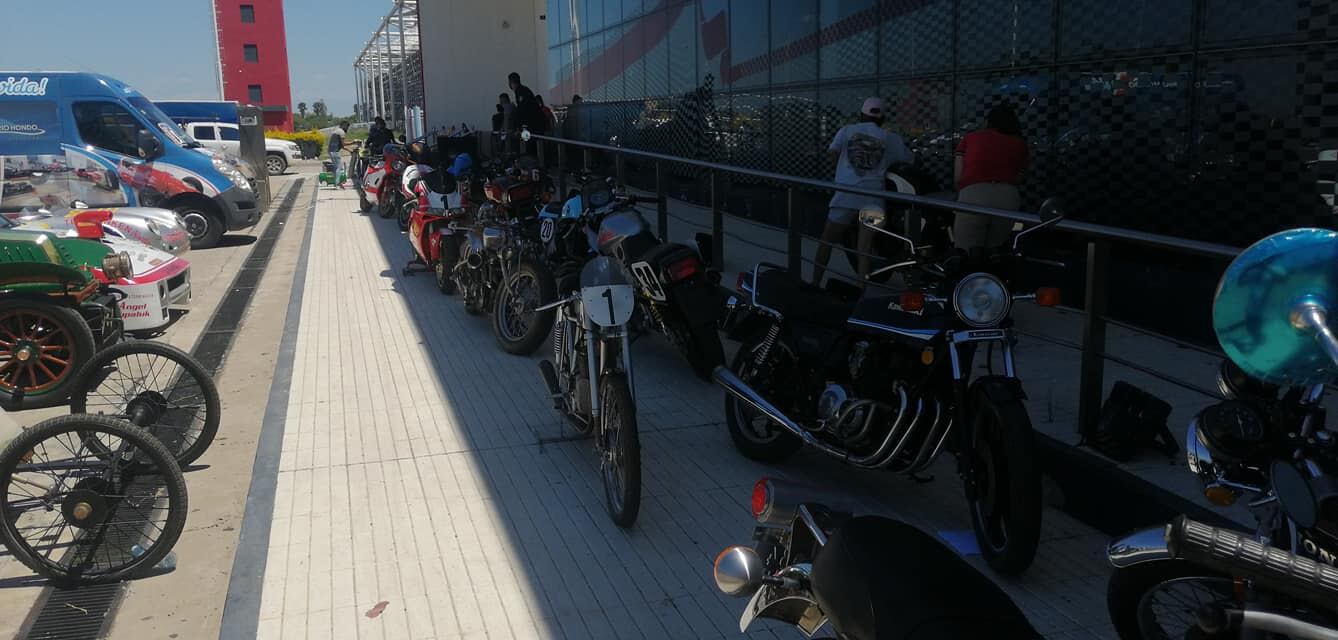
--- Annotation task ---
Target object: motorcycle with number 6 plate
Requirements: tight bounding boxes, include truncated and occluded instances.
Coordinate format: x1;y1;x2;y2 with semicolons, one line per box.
536;257;641;527
1106;227;1338;640
713;477;1042;639
714;198;1068;576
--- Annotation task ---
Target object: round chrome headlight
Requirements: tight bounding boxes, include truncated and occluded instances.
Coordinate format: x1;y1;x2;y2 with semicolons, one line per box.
952;273;1010;327
101;251;133;280
858;205;886;227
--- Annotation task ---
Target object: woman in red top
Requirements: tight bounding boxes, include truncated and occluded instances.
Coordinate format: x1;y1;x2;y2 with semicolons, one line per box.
953;104;1029;253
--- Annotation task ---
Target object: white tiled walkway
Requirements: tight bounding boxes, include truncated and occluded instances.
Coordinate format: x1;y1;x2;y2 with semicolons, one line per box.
253;185;1119;639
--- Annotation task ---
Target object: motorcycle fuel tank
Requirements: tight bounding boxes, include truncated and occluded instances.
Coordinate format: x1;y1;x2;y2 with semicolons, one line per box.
596;210;656;260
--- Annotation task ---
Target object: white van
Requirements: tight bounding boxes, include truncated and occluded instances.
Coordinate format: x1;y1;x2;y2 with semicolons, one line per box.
182;122;302;176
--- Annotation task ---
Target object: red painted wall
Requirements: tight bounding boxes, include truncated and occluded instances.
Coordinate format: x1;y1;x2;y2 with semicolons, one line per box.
214;0;293;131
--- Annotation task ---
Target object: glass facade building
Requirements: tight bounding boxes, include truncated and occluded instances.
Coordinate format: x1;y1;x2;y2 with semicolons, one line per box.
546;0;1337;246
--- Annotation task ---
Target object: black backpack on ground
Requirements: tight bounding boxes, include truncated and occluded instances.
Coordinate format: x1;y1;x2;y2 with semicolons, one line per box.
1084;381;1179;462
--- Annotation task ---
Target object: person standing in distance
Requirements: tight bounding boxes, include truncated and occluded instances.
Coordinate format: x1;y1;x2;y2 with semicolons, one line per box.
813;97;912;285
508;72;540;155
326;121;351;189
953;103;1028;255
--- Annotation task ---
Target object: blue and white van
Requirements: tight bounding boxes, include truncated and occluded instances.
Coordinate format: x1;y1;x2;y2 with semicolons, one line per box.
0;72;260;248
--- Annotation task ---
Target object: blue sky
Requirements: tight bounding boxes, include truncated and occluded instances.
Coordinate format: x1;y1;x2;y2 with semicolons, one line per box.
2;0;387;115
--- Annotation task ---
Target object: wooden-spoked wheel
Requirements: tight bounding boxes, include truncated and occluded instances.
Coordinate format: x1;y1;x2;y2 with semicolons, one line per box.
0;301;96;408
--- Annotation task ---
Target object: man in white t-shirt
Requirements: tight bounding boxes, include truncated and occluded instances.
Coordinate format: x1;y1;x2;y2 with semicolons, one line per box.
813;97;912;285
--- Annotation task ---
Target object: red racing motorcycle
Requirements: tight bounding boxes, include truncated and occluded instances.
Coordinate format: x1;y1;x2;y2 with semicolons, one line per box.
362;143;407;220
402;153;475;294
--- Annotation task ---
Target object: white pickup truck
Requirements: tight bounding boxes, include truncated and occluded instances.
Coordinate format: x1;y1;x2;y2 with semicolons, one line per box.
182;122;303;176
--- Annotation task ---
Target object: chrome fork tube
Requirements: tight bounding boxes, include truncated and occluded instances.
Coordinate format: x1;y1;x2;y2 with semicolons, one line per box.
1002;342;1016;378
586;315;601;419
621;330;634;401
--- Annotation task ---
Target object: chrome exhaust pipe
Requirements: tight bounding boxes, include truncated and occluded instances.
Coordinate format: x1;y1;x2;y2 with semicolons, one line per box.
712;366;846;458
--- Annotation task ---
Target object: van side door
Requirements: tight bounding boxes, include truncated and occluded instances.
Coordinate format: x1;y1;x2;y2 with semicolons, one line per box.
71;101;191;209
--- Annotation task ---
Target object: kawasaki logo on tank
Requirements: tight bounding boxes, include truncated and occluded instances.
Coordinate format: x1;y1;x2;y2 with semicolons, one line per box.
0;76;49;96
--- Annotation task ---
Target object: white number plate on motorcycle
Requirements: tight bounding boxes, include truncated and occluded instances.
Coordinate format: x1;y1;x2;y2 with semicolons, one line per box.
581;283;636;327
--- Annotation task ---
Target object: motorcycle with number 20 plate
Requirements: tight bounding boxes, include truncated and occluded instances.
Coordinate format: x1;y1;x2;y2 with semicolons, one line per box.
1106;227;1338;639
715;198;1067;575
536;257;642;527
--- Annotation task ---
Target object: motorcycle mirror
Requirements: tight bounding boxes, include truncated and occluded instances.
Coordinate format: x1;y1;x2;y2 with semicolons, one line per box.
520;127;532;143
1037;197;1065;223
713;546;764;597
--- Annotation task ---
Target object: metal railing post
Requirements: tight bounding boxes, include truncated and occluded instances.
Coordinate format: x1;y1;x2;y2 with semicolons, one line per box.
656;161;668;240
711;172;724;267
556;143;567;198
1078;240;1110;437
616;150;626;189
787;187;801;275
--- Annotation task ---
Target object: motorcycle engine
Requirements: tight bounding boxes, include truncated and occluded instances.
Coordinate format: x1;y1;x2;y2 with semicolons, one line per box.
817;384;852;423
849;341;917;399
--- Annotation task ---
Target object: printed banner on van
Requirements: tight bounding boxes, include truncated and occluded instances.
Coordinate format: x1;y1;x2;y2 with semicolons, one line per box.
0;100;62;155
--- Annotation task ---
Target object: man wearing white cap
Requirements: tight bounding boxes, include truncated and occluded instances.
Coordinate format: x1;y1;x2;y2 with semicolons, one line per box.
813;97;912;285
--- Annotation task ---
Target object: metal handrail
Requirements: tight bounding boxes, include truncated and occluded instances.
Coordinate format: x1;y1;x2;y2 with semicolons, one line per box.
526;131;1240;259
524;130;1244;439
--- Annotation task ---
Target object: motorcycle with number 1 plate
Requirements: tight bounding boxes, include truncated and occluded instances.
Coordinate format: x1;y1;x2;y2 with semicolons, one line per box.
1106;227;1338;639
715;198;1067;575
536;257;641;526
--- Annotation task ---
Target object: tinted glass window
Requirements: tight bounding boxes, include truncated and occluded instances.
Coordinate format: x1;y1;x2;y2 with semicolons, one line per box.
72;101;141;157
244;44;259;63
248;85;264;103
240;4;255;22
219;126;240;141
194;126;217;140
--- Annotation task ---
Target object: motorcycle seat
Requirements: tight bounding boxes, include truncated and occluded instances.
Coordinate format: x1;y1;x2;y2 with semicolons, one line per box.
811;517;1041;640
753;269;856;328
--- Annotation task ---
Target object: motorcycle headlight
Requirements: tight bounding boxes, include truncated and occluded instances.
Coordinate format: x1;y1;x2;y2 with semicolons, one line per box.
858;205;886;227
101;251;133;279
952;273;1011;327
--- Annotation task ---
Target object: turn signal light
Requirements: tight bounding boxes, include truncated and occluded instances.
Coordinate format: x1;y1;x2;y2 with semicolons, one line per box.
1035;287;1061;307
1203;484;1239;507
666;256;700;283
899;292;925;312
751;478;772;521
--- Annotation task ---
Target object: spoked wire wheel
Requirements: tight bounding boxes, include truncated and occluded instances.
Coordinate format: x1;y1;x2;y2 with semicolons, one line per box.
599;374;640;528
492;260;556;356
69;341;220;466
0;415;187;585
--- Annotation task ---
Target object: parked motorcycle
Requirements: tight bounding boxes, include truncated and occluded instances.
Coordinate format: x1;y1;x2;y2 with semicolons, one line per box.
349;141;373;213
402;153;474;294
536;256;641;526
712;477;1042;639
448;156;557;355
1107;227;1338;638
712;199;1066;575
363;142;407;220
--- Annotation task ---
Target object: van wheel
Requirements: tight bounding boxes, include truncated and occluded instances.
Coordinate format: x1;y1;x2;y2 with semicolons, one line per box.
265;154;287;176
181;207;225;249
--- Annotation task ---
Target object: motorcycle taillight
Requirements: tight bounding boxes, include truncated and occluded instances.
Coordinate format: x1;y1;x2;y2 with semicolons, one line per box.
666;255;700;283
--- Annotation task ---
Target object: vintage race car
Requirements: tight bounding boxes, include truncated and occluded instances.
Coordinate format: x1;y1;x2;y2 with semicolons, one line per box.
7;206;191;256
97;236;191;334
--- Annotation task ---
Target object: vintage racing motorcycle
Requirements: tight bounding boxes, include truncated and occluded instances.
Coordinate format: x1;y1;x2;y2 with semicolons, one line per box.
403;152;475;294
712;199;1066;575
712;477;1042;639
1107;227;1338;639
536;256;641;527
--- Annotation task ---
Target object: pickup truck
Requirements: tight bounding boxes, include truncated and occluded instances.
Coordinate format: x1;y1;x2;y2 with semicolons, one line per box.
181;122;303;176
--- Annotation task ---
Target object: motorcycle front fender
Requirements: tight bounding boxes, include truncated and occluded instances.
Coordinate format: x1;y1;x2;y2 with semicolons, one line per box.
1108;525;1171;569
739;582;827;636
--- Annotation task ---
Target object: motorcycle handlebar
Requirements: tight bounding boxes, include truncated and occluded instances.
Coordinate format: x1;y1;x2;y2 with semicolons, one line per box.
1167;516;1338;614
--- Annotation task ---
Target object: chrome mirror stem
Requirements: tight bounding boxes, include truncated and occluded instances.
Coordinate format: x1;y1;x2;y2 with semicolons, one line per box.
1292;302;1338;369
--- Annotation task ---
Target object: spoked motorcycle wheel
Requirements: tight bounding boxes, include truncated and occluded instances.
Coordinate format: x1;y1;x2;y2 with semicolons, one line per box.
377;191;396;219
492;260;557;356
965;393;1042;575
1107;560;1234;640
0;414;187;585
724;336;802;463
68;341;221;466
600;374;640;528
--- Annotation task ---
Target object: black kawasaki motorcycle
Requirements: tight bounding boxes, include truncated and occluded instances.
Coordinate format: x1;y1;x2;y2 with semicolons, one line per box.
713;199;1066;575
712;478;1043;639
1107;227;1338;639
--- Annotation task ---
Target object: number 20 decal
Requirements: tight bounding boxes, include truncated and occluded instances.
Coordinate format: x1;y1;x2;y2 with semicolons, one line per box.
539;217;556;244
630;261;667;302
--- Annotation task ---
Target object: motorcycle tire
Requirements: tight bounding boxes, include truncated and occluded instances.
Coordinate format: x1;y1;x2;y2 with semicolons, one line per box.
600;374;641;528
397;200;413;232
357;190;372;213
673;318;725;380
965;393;1042;576
1107;559;1232;640
724;335;802;463
376;192;396;219
492;260;557;356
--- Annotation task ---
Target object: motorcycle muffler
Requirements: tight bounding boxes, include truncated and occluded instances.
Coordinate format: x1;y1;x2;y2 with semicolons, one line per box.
712;366;845;458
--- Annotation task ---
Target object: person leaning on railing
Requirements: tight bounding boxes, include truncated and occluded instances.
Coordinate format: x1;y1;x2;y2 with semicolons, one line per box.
953;104;1029;254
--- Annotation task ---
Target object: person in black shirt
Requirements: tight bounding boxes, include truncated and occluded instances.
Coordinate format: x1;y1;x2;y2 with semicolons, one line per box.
365;116;394;155
509;72;541;154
